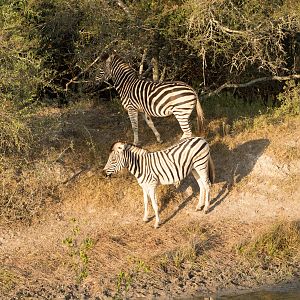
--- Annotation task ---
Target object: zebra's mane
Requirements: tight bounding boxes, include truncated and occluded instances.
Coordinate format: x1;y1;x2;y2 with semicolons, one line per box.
126;143;149;153
112;54;137;74
110;141;148;153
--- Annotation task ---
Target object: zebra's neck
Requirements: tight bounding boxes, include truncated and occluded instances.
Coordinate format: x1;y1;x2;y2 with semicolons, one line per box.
124;145;147;178
111;58;138;96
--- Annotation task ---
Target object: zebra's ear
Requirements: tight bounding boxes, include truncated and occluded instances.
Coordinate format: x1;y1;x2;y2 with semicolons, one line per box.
114;142;126;153
100;52;110;62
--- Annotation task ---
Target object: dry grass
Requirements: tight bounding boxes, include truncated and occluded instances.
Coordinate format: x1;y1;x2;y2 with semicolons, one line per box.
157;223;214;272
0;158;63;223
1;92;300;298
237;221;300;261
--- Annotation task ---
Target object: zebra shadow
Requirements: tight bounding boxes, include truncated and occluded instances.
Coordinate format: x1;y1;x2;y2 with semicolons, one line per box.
159;138;270;224
208;138;270;212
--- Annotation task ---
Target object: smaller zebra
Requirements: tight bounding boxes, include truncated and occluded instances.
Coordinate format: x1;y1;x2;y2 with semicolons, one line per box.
103;137;215;228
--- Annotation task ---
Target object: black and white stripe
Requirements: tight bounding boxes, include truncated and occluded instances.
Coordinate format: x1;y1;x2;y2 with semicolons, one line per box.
103;137;215;228
100;53;205;145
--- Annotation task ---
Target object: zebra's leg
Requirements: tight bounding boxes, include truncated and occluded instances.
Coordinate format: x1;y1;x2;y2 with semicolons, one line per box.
148;187;160;228
141;113;163;143
128;108;139;145
142;188;149;222
173;111;193;139
199;173;211;213
192;170;205;211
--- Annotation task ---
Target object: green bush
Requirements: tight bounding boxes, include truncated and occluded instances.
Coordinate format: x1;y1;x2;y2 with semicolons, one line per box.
276;81;300;116
0;101;32;155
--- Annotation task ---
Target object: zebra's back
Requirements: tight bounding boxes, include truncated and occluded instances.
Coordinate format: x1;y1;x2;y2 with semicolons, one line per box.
145;137;209;185
130;80;197;117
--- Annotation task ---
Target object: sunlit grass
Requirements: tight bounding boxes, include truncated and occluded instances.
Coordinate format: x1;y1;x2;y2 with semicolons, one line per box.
237;221;300;261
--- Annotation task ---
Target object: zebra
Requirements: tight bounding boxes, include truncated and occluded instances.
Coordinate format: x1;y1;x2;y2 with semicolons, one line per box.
99;52;205;145
103;137;215;228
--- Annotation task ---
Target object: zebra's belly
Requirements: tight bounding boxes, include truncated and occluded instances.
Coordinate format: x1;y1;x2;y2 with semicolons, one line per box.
142;106;173;117
159;178;179;185
159;173;185;185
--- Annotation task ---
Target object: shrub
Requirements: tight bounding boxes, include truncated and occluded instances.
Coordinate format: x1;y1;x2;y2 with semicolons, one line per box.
0;101;32;155
276;81;300;117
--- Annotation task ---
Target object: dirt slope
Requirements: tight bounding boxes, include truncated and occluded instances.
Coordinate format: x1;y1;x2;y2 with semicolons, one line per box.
0;115;299;299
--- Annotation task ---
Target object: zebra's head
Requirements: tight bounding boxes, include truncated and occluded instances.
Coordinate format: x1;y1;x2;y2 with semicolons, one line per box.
103;142;127;177
98;51;115;81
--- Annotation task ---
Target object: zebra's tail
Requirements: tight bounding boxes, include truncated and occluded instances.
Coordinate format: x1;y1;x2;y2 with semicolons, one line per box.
208;155;215;184
196;97;205;136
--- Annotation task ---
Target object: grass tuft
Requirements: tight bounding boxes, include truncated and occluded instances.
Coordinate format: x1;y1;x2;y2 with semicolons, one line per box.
237;221;300;261
159;224;209;272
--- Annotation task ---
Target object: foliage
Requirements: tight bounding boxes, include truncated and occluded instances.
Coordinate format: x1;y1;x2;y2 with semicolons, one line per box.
1;0;300;102
276;80;300;116
63;218;95;283
0;100;32;155
0;1;49;106
183;0;300;85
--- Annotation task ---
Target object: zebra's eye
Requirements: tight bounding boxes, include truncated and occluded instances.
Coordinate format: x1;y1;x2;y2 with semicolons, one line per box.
110;152;118;162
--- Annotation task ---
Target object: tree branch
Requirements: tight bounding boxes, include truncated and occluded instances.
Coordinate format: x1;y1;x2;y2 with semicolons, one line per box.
65;56;101;91
139;48;148;76
203;74;300;98
210;12;249;36
151;57;159;82
65;40;118;91
98;81;114;92
159;66;166;82
114;0;132;19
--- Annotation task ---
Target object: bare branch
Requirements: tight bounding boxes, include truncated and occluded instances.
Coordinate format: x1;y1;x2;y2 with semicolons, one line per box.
159;66;167;82
65;56;101;91
210;13;248;36
139;48;148;76
65;40;118;91
98;81;115;93
203;74;300;98
151;57;159;82
114;0;132;19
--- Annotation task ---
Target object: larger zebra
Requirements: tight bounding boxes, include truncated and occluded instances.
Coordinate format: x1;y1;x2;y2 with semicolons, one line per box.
99;52;205;145
103;137;215;228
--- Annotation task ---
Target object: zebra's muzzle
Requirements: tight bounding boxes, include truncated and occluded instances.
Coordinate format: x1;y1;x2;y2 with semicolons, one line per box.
102;169;111;178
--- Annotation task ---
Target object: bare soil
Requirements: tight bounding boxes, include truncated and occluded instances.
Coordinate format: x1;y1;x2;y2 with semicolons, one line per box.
0;106;299;299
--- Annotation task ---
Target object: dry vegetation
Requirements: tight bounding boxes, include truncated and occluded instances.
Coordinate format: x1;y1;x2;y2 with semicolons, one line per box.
0;91;300;299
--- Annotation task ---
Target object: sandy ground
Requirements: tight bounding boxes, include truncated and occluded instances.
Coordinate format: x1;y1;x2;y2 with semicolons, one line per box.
0;116;299;299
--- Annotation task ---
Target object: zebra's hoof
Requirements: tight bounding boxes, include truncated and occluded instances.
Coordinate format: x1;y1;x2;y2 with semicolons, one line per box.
158;139;163;144
154;222;160;229
143;217;149;222
196;205;204;211
204;208;209;214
